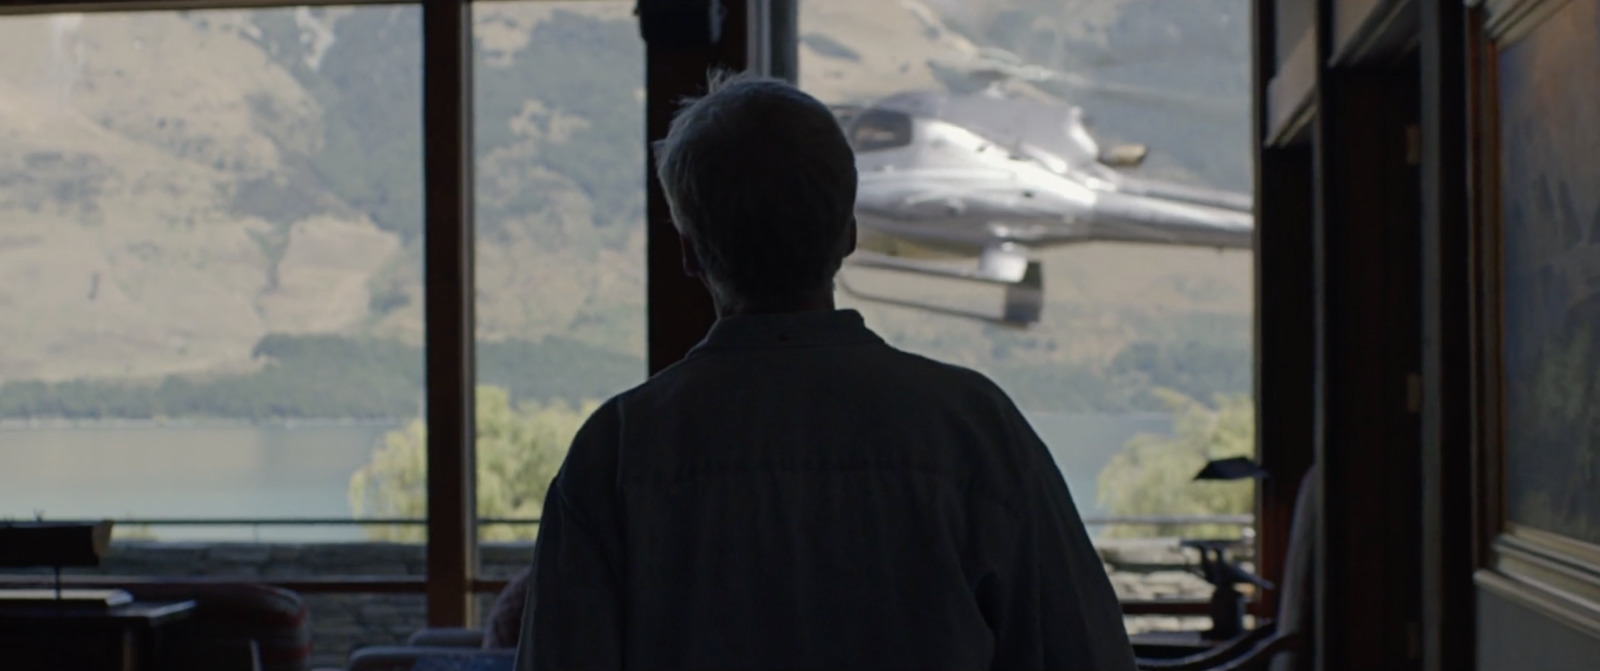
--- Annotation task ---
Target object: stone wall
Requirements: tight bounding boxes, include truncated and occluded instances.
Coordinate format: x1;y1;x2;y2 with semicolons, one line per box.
48;539;1235;669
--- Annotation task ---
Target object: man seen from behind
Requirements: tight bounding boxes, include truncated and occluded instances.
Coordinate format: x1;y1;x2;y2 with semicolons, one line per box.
516;73;1137;671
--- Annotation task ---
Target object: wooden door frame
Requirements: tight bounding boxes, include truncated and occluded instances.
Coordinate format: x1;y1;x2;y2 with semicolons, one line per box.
1418;1;1475;669
1253;0;1318;624
1312;3;1427;669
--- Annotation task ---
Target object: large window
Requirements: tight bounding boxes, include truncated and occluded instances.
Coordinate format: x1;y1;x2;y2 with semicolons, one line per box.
329;1;646;552
0;6;428;664
469;0;646;546
0;1;1259;658
799;0;1256;628
0;6;425;544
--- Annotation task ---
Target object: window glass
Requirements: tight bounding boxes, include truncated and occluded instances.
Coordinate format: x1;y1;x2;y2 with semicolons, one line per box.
848;108;916;152
468;0;646;552
800;0;1256;630
0;7;425;546
0;6;429;662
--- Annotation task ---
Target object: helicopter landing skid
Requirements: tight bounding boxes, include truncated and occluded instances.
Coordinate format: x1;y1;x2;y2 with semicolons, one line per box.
838;252;1043;325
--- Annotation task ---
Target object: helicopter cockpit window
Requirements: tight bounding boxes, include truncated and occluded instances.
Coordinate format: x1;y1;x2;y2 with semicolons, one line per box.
848;109;914;152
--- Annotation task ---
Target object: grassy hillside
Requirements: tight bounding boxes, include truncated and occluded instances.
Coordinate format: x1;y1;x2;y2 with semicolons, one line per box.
0;0;1252;418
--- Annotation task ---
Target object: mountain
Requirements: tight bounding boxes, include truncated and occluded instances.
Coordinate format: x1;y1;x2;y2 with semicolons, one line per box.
0;0;1252;416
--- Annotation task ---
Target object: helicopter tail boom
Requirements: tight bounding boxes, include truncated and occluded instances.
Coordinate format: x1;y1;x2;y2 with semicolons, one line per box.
1074;189;1255;250
841;246;1045;325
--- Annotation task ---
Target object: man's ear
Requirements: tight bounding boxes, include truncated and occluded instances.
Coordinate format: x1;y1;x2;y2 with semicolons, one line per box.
679;233;703;278
844;217;858;257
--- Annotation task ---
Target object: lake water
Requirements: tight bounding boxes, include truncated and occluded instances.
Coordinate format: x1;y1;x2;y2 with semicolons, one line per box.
0;412;1172;541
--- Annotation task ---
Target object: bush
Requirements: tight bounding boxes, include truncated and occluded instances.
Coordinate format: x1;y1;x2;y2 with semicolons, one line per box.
1096;389;1254;538
348;385;599;542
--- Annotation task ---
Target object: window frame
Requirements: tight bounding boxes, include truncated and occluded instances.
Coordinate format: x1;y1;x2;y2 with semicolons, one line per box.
0;0;743;627
0;0;484;625
0;0;1272;628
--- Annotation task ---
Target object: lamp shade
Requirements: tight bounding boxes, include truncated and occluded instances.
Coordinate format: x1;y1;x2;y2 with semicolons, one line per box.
1193;456;1270;481
0;521;115;568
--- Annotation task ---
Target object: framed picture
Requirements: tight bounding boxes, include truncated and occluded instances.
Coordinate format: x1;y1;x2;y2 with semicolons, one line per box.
1471;0;1600;638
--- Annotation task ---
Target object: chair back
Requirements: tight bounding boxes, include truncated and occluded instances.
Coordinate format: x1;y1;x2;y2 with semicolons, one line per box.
483;567;532;649
1268;466;1317;671
122;582;312;671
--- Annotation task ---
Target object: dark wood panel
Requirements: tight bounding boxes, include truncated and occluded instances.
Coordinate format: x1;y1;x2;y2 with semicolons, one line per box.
1313;2;1425;660
644;1;748;374
1253;0;1317;624
767;0;798;82
1253;140;1315;622
1467;2;1508;567
422;0;476;628
1419;1;1475;669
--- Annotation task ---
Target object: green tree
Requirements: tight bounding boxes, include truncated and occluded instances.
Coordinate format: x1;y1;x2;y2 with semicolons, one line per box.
112;523;159;542
348;385;599;542
1096;390;1255;539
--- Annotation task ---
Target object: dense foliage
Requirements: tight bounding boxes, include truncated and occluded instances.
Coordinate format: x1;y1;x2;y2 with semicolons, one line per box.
349;385;592;542
1096;390;1255;538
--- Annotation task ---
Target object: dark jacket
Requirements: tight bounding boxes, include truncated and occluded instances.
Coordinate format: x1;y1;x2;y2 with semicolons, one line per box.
516;310;1135;671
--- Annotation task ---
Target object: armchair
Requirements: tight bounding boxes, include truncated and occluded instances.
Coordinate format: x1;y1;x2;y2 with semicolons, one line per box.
121;582;312;671
335;568;527;670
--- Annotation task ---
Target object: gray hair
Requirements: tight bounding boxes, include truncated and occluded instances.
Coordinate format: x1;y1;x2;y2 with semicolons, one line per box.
653;72;858;311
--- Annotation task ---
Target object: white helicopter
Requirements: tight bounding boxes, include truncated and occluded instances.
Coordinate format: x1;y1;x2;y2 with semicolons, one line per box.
832;84;1254;325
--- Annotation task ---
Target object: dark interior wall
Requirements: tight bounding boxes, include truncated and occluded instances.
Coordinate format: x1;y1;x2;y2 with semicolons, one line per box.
1313;47;1425;669
1477;586;1600;671
1418;1;1473;669
644;0;748;372
768;0;798;82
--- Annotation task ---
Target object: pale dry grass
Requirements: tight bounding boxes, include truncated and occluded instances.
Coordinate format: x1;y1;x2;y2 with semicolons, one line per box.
0;0;1237;387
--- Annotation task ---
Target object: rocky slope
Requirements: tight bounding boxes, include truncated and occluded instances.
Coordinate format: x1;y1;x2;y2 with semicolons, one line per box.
0;0;1252;413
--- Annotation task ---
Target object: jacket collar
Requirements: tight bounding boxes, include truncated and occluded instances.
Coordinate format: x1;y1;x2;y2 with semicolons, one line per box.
687;309;884;356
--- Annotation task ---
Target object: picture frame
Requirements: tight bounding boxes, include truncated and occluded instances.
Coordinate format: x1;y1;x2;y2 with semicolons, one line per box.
1469;0;1600;640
